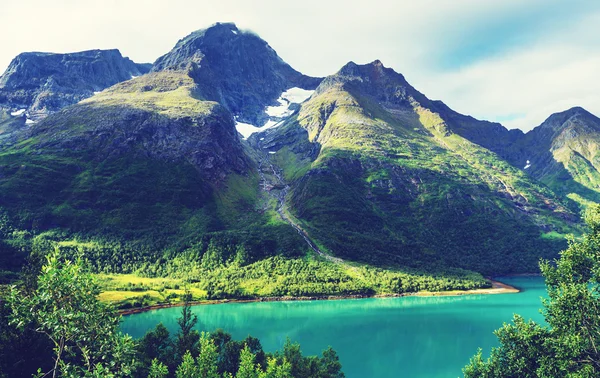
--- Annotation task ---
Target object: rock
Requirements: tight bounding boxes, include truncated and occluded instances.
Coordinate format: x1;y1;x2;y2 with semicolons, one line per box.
0;49;152;116
152;22;322;125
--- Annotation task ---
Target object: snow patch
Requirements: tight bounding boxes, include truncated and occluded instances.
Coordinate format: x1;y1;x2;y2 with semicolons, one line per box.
281;87;314;104
232;30;238;35
93;91;101;95
235;120;282;139
260;138;265;141
10;109;26;116
265;87;315;118
524;160;531;170
130;75;138;80
268;151;276;154
25;118;36;125
236;88;314;139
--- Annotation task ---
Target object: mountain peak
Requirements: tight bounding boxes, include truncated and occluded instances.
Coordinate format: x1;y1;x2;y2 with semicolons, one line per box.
539;106;599;132
152;24;321;125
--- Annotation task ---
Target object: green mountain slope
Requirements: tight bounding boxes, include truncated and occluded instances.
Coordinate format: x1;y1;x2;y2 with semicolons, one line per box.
0;71;306;275
255;61;576;274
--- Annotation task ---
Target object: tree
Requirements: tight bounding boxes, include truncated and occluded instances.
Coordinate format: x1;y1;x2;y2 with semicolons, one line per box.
464;205;600;377
318;347;344;378
6;250;135;378
176;291;200;359
260;357;292;378
236;345;259;378
175;351;199;378
148;359;169;378
136;323;175;376
198;332;220;378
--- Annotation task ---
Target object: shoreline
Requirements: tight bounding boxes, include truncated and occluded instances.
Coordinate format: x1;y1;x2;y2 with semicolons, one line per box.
118;278;520;316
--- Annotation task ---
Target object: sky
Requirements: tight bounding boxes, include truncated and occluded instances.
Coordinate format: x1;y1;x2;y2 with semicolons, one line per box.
1;0;599;131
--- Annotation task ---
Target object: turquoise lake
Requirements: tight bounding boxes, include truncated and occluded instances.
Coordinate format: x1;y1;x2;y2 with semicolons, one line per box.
120;276;546;377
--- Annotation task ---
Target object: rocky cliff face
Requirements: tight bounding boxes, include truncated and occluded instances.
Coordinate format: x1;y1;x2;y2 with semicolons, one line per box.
153;22;321;125
0;49;151;118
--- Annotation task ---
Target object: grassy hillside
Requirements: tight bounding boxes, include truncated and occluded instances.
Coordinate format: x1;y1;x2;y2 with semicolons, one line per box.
258;61;576;275
0;72;308;281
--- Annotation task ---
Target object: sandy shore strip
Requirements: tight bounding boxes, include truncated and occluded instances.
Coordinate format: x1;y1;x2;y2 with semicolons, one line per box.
118;278;520;316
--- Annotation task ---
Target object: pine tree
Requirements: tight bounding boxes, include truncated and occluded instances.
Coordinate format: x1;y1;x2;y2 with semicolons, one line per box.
236;345;259;378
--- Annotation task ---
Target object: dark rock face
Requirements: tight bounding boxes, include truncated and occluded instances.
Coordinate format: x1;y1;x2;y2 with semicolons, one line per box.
32;103;248;181
153;22;322;125
0;49;151;116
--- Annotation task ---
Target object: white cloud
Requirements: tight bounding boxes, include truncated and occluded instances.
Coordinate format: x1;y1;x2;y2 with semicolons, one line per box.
413;11;600;131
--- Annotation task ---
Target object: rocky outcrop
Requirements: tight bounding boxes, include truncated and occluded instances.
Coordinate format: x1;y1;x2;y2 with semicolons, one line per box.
0;49;151;118
28;71;248;180
153;22;321;125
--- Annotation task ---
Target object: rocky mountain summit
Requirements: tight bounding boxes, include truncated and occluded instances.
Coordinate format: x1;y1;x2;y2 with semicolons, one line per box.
153;22;321;125
0;49;151;119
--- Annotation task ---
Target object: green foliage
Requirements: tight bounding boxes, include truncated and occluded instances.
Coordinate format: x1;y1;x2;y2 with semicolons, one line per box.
260;357;292;378
198;333;220;378
175;351;199;378
136;323;176;376
0;296;53;377
6;250;136;377
135;325;343;378
176;294;200;359
149;359;169;378
464;205;600;377
236;346;259;378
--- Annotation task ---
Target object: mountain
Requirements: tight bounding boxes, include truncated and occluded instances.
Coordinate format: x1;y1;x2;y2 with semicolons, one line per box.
503;107;600;209
0;71;305;267
0;25;587;289
0;49;151;120
254;60;576;274
152;22;321;126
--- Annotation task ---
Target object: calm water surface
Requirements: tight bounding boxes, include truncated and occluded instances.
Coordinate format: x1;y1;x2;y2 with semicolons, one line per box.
121;276;546;378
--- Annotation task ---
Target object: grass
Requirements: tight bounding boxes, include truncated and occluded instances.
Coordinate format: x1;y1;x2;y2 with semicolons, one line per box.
81;71;218;117
95;273;208;308
91;254;489;310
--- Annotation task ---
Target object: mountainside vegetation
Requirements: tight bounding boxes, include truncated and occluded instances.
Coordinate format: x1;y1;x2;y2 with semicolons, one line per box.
257;60;577;275
0;70;310;291
503;107;600;211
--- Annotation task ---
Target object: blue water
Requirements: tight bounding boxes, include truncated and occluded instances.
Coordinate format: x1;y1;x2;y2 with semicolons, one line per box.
121;276;546;377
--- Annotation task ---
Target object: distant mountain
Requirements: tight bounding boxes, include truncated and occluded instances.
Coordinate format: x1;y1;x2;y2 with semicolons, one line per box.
153;22;321;125
0;49;151;120
502;107;600;208
255;60;576;274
